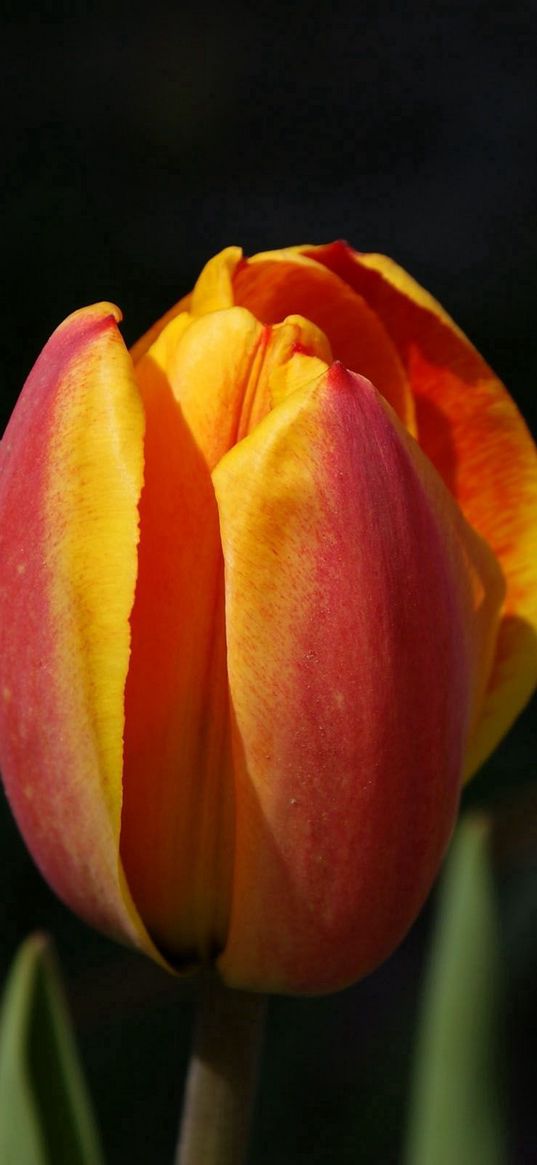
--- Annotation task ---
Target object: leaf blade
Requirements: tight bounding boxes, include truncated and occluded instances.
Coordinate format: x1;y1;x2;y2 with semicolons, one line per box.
0;934;105;1165
405;814;506;1165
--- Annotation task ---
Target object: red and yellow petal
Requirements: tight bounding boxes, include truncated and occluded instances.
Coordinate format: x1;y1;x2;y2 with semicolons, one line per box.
303;242;537;774
213;363;503;994
0;304;164;964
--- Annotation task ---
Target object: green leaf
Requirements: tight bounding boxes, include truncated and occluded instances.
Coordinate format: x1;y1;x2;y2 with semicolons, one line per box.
0;934;105;1165
404;814;506;1165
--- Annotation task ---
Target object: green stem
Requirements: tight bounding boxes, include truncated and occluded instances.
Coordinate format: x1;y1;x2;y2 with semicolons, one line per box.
175;972;266;1165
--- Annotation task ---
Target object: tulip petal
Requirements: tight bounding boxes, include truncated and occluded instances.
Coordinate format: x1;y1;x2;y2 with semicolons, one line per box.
120;307;331;961
233;248;417;433
129;292;192;365
191;246;243;315
134;305;331;471
213;363;503;994
303;242;537;775
120;341;234;962
0;305;163;964
129;245;242;364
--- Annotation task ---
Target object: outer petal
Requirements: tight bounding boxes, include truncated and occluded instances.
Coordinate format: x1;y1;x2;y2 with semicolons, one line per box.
303;242;537;775
213;363;504;994
0;305;164;964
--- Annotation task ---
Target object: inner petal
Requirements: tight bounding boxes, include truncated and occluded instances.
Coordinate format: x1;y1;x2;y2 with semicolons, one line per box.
120;307;331;962
233;254;417;434
120;357;233;962
139;305;332;469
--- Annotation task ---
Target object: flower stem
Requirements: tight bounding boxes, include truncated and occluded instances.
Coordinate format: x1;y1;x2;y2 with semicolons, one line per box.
175;971;267;1165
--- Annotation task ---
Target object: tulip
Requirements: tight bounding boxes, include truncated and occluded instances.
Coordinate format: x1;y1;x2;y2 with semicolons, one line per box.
0;243;535;996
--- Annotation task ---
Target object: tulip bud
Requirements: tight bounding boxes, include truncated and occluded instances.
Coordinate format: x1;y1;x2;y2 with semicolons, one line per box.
0;244;535;995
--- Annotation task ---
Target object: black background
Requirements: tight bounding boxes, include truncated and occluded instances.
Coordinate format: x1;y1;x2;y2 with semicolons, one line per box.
1;3;536;1162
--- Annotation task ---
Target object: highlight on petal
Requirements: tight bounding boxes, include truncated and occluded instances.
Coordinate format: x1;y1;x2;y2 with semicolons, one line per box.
0;304;164;965
302;242;537;775
213;363;503;994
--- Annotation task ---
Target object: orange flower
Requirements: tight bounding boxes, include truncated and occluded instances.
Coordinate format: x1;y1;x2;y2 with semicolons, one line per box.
0;243;535;994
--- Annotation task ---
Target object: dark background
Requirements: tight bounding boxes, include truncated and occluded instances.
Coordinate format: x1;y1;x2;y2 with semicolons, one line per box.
1;3;536;1162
